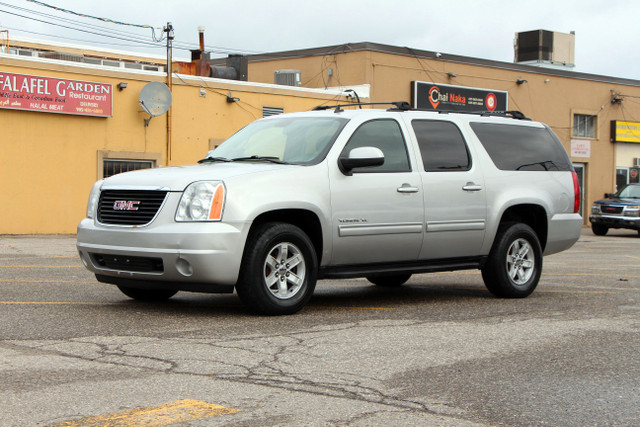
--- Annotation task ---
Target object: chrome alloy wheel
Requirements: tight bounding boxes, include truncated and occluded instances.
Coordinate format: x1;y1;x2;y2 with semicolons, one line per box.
263;241;306;300
506;238;535;286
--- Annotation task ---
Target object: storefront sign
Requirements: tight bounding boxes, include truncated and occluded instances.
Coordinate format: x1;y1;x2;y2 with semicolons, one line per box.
412;81;508;112
0;71;112;117
611;120;640;143
571;139;591;158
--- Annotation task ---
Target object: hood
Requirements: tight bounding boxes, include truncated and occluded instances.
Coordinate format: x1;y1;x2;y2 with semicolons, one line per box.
594;196;640;206
101;162;295;191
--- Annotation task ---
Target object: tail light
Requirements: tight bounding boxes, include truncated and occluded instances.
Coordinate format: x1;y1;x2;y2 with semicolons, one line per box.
572;171;581;214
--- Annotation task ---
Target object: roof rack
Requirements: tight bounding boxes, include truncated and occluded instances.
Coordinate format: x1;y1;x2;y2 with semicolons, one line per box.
312;101;410;112
311;101;529;120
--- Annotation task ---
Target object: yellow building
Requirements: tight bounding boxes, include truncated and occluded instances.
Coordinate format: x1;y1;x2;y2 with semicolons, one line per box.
229;41;640;223
0;39;359;234
4;35;640;234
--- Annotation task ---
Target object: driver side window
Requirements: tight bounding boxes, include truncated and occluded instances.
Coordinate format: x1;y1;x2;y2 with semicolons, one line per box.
340;119;411;172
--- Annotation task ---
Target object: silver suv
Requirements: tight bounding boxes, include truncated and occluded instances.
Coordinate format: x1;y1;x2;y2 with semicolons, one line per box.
77;104;583;315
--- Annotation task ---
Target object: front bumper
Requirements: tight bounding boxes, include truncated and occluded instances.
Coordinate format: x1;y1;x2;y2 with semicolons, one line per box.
77;217;250;290
589;214;640;230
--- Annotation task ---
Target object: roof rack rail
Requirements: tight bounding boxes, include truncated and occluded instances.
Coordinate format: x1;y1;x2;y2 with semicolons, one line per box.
311;102;530;120
431;109;531;120
312;101;411;112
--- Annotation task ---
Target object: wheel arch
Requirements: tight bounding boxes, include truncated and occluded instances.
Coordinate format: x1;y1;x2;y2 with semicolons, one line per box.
248;209;323;262
498;204;548;251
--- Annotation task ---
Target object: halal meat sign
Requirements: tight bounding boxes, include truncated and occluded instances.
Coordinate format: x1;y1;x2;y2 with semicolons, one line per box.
411;81;507;113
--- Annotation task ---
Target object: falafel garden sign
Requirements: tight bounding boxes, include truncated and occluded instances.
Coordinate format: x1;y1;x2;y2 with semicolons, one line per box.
0;71;112;117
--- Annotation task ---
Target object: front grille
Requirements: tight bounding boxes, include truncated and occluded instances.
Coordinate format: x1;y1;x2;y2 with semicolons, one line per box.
97;190;168;225
90;253;164;273
601;205;623;214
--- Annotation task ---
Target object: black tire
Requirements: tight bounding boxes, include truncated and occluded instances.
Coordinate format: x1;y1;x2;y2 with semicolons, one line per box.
591;223;608;236
117;285;177;301
481;223;542;298
366;274;412;287
236;222;317;315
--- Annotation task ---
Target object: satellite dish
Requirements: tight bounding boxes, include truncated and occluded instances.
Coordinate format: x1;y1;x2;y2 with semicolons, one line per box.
139;81;172;126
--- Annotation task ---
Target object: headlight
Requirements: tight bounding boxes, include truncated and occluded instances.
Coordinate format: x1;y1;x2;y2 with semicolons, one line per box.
591;205;601;214
176;181;226;222
624;206;640;217
86;180;103;219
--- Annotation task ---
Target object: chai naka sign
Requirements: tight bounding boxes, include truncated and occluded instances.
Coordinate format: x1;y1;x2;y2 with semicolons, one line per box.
412;81;508;113
0;71;112;117
611;120;640;143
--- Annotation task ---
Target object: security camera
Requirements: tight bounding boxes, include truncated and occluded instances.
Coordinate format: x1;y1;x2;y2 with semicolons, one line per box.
435;52;442;58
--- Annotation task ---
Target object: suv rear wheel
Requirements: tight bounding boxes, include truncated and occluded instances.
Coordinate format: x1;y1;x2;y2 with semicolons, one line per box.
366;274;412;287
482;223;542;298
236;222;317;315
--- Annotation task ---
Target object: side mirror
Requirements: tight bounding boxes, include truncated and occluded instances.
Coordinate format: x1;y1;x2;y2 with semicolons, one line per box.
604;193;614;198
339;147;384;175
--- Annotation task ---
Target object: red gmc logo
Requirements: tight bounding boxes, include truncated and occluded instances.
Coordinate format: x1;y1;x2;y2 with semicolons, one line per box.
113;200;140;211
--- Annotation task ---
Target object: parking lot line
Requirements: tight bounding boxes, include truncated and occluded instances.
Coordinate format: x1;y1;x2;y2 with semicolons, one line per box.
0;265;84;268
45;399;239;427
0;279;77;283
0;301;121;305
309;305;395;310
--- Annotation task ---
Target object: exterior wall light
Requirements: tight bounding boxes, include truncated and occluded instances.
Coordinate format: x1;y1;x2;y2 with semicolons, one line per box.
226;91;239;103
117;82;128;91
516;79;527;85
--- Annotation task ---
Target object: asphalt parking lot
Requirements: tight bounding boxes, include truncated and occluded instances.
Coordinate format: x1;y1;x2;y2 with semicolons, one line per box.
1;228;639;426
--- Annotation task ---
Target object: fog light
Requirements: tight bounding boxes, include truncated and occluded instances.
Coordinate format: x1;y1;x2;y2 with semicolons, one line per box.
176;258;193;277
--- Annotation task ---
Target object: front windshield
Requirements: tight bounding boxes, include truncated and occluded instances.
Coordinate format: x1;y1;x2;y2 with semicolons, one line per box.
617;184;640;199
205;116;349;165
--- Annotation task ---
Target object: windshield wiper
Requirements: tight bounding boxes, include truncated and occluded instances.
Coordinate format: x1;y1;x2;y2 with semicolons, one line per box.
231;156;289;164
198;156;232;164
516;160;558;171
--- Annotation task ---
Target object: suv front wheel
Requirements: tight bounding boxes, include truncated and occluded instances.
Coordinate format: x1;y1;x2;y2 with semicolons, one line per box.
481;223;542;298
236;222;317;315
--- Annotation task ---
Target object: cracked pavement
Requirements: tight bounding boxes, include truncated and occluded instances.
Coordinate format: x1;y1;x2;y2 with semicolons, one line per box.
1;230;639;426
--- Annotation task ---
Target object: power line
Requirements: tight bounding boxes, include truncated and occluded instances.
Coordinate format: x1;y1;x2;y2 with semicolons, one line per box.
0;8;163;47
26;0;163;42
0;2;260;56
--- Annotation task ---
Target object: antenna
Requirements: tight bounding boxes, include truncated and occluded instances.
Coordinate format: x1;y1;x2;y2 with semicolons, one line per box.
139;81;172;126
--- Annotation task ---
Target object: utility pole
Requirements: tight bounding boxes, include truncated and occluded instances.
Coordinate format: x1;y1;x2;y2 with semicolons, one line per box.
165;22;174;163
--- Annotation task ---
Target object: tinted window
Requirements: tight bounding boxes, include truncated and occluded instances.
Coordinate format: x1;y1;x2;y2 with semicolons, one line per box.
470;122;572;171
341;119;411;172
412;120;470;171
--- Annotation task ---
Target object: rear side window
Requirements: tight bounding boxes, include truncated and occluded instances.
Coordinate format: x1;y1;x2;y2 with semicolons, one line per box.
470;122;572;171
412;120;471;171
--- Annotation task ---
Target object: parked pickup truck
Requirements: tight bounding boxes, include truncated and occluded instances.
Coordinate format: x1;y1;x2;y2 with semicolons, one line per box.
77;103;583;315
590;183;640;235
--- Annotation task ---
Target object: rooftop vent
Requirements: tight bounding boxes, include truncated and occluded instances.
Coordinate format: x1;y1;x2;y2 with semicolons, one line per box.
39;51;84;62
274;70;301;87
514;30;575;69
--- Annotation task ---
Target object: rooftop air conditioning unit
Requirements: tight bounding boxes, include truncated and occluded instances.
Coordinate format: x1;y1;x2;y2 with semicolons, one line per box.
274;70;301;87
514;29;575;69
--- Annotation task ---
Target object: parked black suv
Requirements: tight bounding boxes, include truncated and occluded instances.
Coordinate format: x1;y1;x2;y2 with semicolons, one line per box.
590;183;640;236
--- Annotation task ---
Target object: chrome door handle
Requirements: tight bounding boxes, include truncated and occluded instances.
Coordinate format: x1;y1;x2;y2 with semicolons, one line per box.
462;182;483;192
397;183;419;193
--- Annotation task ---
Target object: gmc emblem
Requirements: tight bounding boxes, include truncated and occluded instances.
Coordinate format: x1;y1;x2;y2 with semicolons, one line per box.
113;200;140;211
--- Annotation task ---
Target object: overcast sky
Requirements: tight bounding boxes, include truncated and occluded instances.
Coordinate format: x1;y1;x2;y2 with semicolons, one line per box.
0;0;638;80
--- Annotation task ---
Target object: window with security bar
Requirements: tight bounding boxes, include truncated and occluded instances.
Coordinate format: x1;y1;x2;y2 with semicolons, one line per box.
573;114;596;138
103;159;154;178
